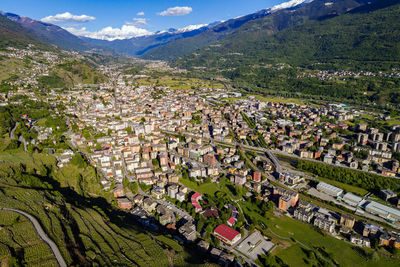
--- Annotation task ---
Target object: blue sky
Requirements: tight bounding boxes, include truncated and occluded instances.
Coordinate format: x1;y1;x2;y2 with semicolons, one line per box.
1;0;288;40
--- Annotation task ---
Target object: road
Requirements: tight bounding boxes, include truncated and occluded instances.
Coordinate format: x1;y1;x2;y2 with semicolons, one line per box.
163;129;400;180
19;135;27;151
10;122;27;151
0;208;67;267
10;122;19;139
273;148;400;180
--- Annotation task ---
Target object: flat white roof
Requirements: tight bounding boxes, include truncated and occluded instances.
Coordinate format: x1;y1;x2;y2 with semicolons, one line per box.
365;201;400;219
317;182;343;195
343;193;363;203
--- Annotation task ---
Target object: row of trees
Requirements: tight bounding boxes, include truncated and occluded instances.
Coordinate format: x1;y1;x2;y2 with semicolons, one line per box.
294;159;400;193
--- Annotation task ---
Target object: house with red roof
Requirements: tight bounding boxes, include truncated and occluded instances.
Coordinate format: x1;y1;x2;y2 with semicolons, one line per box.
227;217;237;227
227;204;239;226
214;224;241;246
191;192;203;213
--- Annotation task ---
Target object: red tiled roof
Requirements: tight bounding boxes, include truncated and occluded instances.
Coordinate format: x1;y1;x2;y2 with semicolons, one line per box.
214;224;240;241
227;217;236;226
191;192;202;209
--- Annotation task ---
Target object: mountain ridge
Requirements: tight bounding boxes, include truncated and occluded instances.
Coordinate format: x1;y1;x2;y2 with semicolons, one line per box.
141;0;374;61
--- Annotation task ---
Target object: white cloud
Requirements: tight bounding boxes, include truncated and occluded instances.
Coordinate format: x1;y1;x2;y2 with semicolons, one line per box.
41;12;95;24
158;6;192;16
137;11;145;16
64;24;152;41
126;18;147;27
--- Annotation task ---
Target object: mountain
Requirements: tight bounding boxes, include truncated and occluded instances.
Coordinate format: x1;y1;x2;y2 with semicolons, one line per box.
143;0;374;60
142;0;375;61
176;0;398;70
174;0;400;103
81;22;221;56
0;13;49;49
141;9;274;60
0;11;95;51
0;11;120;54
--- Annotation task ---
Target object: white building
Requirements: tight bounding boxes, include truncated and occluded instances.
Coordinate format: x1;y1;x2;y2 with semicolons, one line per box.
316;182;343;197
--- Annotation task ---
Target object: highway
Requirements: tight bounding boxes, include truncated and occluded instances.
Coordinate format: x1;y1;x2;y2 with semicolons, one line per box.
0;208;67;267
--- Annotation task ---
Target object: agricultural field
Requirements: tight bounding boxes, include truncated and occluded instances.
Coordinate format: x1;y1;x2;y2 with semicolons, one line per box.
0;210;56;266
133;76;225;90
0;57;26;81
239;200;400;267
252;95;307;105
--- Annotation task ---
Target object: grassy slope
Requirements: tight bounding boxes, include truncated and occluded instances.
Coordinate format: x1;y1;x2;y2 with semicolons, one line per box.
0;14;48;50
0;57;25;81
54;60;107;86
36;60;108;89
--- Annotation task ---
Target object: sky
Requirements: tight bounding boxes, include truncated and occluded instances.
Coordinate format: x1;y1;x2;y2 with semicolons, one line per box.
0;0;288;40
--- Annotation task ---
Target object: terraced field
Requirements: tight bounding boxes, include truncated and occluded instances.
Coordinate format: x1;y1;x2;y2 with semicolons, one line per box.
0;210;57;266
0;149;209;266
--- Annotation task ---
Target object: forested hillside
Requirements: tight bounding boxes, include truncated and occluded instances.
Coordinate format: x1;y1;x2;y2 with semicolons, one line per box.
142;0;374;61
175;0;400;104
0;14;48;49
36;60;108;89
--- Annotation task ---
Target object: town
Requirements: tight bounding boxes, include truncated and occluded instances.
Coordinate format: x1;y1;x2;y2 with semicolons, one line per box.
2;45;400;266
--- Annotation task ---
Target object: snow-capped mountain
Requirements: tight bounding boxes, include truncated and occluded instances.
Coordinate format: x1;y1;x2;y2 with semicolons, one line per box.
270;0;314;12
176;24;209;33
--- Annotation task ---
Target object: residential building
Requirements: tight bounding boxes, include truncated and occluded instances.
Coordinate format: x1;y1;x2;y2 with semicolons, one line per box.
340;215;355;229
168;184;179;199
279;195;291;211
117;198;132;210
294;208;314;223
179;221;196;242
314;216;335;233
191;192;203;213
350;235;371;247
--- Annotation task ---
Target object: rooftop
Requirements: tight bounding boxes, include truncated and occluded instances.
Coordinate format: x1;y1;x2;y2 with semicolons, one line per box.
214;224;240;241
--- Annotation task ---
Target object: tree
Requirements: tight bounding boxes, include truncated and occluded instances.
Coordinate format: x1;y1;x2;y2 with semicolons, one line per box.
152;158;160;168
371;251;380;262
266;201;275;211
197;217;206;233
129;182;138;193
125;126;133;134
